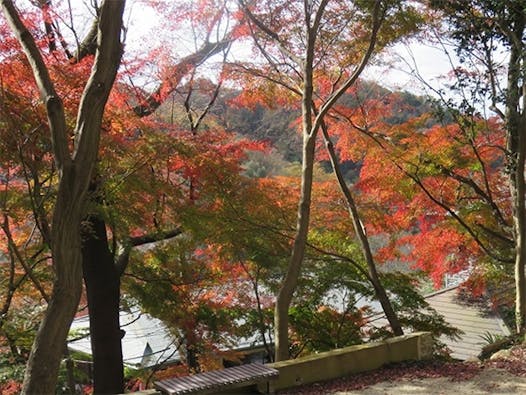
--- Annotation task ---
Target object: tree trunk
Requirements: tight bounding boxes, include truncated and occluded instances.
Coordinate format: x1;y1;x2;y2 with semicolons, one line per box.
503;14;526;334
511;124;526;333
274;133;317;361
272;0;323;360
75;35;229;392
22;170;84;395
6;1;127;391
82;214;124;394
184;332;201;373
321;127;404;336
515;230;526;333
22;286;82;394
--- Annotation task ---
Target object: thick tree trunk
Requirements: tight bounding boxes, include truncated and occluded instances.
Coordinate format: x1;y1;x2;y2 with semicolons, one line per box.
22;285;82;394
82;214;124;394
6;1;126;391
22;170;84;395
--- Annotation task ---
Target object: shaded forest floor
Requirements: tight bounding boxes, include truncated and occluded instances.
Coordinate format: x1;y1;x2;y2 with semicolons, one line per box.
279;344;526;394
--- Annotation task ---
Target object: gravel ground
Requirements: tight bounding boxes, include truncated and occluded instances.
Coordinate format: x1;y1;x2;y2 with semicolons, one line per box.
280;345;526;395
336;368;526;394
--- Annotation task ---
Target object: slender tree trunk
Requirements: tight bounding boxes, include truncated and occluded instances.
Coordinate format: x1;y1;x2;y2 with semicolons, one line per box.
273;12;319;359
82;214;124;394
514;215;526;334
321;127;404;336
511;122;526;334
65;349;77;395
242;0;384;363
274;134;317;361
504;15;526;333
272;0;325;361
274;51;317;360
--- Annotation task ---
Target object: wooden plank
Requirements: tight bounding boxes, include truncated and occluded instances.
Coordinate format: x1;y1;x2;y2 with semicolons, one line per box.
154;363;279;395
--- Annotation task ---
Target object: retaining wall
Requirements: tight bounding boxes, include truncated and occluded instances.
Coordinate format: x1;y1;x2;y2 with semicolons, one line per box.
127;331;434;394
261;331;434;392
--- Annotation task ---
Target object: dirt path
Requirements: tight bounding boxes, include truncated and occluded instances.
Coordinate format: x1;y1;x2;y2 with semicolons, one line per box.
336;368;526;394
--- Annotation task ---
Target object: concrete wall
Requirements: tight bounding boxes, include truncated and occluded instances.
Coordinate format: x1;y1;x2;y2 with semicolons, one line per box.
261;331;433;392
127;332;433;394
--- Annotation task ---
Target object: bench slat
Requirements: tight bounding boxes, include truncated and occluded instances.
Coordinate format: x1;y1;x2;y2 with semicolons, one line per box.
154;363;278;395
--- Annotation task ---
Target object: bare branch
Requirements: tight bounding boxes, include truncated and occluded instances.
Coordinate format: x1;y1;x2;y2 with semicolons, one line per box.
133;39;231;117
1;214;50;303
72;17;98;62
129;228;183;247
238;0;305;66
313;0;383;135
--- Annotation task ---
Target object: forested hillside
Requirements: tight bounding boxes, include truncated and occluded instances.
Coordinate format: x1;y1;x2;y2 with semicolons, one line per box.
179;81;432;179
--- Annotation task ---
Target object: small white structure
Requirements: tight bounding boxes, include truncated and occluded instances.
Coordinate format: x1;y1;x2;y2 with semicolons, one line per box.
69;308;180;368
68;308;271;369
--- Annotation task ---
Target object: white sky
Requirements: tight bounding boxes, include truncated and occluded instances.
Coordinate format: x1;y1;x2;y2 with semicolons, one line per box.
364;42;457;95
56;1;459;98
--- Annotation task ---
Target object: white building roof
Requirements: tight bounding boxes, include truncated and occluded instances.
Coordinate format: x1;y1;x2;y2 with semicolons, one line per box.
68;308;180;368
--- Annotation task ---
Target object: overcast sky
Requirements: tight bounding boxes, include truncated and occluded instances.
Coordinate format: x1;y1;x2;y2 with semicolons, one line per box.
364;41;457;95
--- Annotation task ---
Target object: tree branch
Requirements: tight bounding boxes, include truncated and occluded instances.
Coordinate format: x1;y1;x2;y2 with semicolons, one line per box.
1;214;50;303
72;16;98;62
405;169;513;264
238;0;305;67
115;227;182;275
1;0;70;170
72;0;125;183
129;227;182;247
133;39;231;117
313;0;383;135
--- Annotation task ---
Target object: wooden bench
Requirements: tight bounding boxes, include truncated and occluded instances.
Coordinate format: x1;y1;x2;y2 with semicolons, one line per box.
154;363;279;395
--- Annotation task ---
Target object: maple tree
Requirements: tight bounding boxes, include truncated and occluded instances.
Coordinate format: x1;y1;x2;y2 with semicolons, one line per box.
323;74;513;323
0;0;233;392
78;10;232;393
425;0;526;334
345;1;524;332
0;25;73;392
117;47;293;372
297;177;460;347
124;166;293;372
234;0;424;361
0;1;125;393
